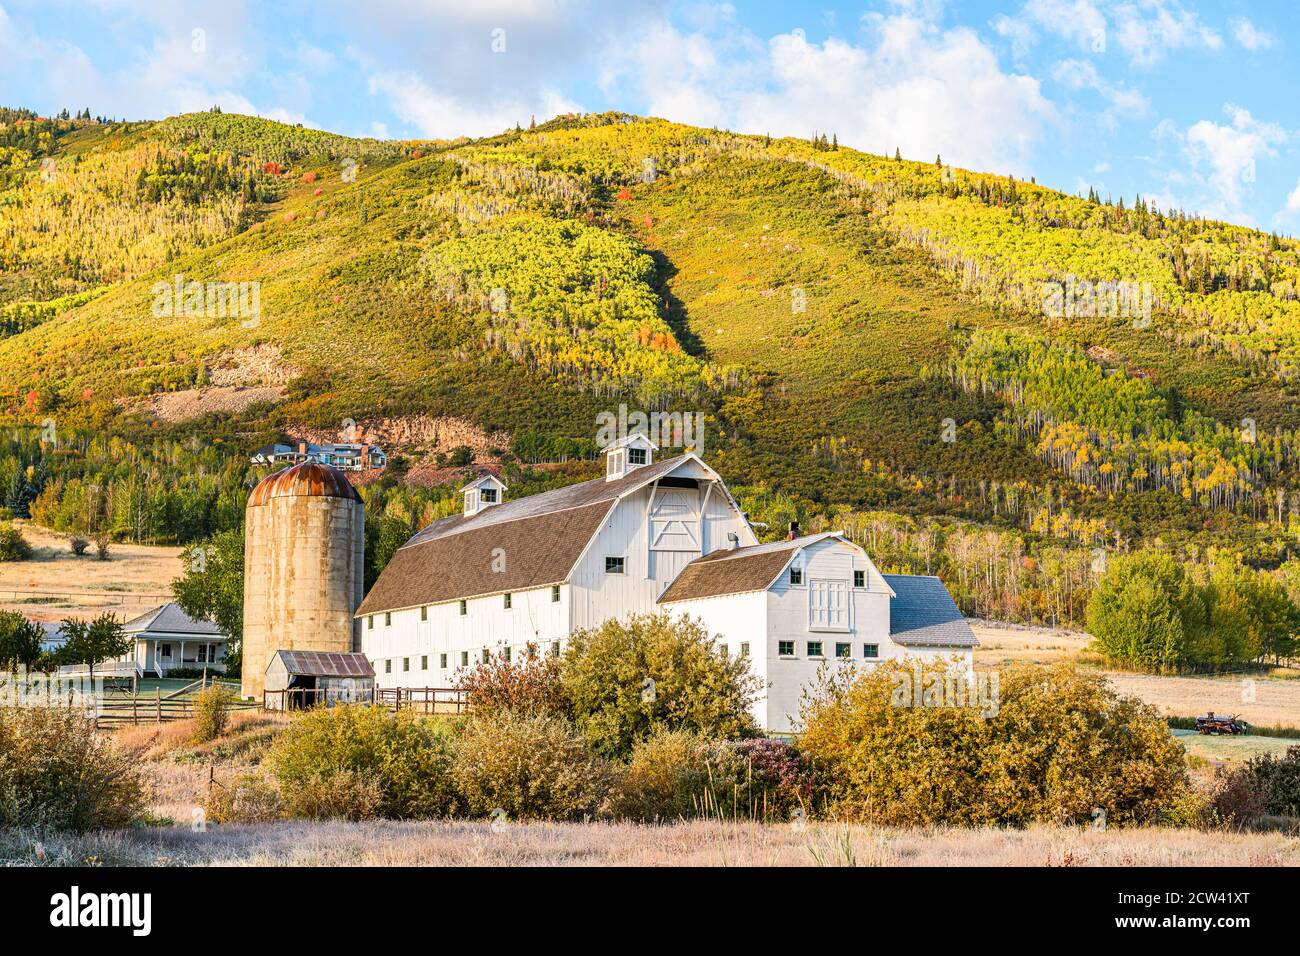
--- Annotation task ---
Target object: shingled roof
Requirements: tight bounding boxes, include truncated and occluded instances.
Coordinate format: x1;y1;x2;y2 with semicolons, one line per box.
123;603;227;638
883;575;979;647
657;533;840;604
357;454;703;616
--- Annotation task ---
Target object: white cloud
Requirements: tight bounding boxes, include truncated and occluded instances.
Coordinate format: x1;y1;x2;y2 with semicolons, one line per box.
995;0;1221;67
366;67;580;139
1152;105;1286;224
601;13;1055;176
1230;18;1274;52
1280;180;1300;221
1051;57;1148;120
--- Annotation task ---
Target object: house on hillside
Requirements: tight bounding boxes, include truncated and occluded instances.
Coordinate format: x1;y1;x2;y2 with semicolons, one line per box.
357;435;977;733
251;440;386;472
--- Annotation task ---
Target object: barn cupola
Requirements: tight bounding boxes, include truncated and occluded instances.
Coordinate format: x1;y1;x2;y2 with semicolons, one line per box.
461;472;508;517
604;433;658;481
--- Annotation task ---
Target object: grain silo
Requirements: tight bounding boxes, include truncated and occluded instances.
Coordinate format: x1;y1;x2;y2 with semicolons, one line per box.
241;462;365;701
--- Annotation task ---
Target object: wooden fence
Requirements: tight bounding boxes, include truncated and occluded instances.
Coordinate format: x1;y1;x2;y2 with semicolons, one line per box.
94;688;258;728
376;687;469;715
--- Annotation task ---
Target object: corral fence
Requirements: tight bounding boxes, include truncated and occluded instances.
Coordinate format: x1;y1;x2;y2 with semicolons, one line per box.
95;687;258;728
377;687;469;715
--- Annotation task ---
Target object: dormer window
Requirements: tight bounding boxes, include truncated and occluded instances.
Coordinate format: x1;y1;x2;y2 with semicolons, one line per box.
461;473;507;516
789;567;804;586
606;449;625;479
602;433;658;481
481;487;497;504
628;447;647;466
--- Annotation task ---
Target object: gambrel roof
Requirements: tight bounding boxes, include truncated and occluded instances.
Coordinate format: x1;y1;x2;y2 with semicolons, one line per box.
357;454;743;616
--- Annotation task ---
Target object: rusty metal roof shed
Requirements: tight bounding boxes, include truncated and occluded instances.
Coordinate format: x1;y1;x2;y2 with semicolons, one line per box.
269;649;375;678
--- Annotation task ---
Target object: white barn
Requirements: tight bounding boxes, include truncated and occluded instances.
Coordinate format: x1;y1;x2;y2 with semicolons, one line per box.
357;436;975;733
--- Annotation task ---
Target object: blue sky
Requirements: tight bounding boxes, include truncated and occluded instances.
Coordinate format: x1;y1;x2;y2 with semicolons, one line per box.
1;0;1297;230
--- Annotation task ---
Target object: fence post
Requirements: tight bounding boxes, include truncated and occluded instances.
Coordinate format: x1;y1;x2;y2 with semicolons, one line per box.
132;693;138;726
156;687;161;724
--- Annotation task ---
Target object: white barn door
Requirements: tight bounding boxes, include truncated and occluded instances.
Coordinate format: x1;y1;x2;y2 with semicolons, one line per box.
809;579;850;631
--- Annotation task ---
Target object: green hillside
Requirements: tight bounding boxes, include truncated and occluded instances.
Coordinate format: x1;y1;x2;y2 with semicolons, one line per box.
3;107;1300;634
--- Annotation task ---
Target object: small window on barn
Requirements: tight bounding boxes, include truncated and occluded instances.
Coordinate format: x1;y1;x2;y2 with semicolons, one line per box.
628;447;647;465
439;653;447;669
807;640;823;658
504;646;512;662
527;643;537;659
836;642;851;659
740;642;750;657
503;592;512;610
421;656;428;670
481;648;490;664
459;600;467;616
403;657;409;672
789;567;803;586
367;616;374;630
421;606;428;621
778;640;795;657
481;487;497;503
863;644;879;659
605;556;625;574
385;659;392;673
853;570;865;588
460;651;469;667
551;585;561;602
385;612;392;627
550;641;561;657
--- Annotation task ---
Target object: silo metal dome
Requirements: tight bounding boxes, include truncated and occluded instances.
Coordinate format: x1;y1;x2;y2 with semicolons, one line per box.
241;461;365;701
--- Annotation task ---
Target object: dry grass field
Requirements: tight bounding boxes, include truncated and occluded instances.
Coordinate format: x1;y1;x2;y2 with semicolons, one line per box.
4;817;1296;867
0;521;182;624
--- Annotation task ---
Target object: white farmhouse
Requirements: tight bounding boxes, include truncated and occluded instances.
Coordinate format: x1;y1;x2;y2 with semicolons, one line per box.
357;436;975;732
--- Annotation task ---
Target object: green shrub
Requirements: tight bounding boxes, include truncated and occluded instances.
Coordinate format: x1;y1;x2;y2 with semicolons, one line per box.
1213;746;1300;821
613;729;740;821
800;662;1187;826
451;710;612;821
205;771;282;824
191;685;232;743
0;706;146;831
266;705;457;820
561;613;761;759
0;523;31;562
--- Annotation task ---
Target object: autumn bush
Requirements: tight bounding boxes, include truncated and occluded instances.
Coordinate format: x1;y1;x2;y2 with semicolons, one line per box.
451;710;611;821
731;737;815;820
266;705;457;820
0;706;146;831
0;523;30;562
613;729;740;822
561;613;761;759
191;684;232;743
204;771;283;825
455;649;568;717
800;661;1187;826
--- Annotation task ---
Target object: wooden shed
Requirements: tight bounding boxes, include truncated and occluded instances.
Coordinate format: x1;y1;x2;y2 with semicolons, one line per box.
263;649;375;710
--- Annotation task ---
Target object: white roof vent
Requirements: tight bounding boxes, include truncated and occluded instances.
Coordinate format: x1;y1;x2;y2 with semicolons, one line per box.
603;433;658;482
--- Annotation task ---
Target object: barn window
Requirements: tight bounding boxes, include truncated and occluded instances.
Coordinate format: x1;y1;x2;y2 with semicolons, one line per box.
836;642;851;659
503;592;512;609
551;585;561;602
853;570;865;588
778;640;795;657
740;642;750;657
789;567;803;586
402;657;409;672
421;656;428;670
527;644;537;659
863;644;879;659
367;616;374;630
385;612;392;627
504;647;512;662
481;649;490;664
481;487;497;503
550;641;561;657
605;556;625;574
421;606;428;621
459;600;467;616
440;653;448;669
807;641;823;658
460;651;469;667
628;447;647;465
384;659;392;673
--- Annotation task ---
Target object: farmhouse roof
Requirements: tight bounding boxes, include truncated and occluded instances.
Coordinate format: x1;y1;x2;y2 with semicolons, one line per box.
883;575;979;648
122;603;226;639
270;649;375;678
656;532;840;603
357;454;708;615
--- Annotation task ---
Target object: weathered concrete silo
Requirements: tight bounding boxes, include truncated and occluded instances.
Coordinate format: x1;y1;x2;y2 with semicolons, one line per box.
241;462;365;701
